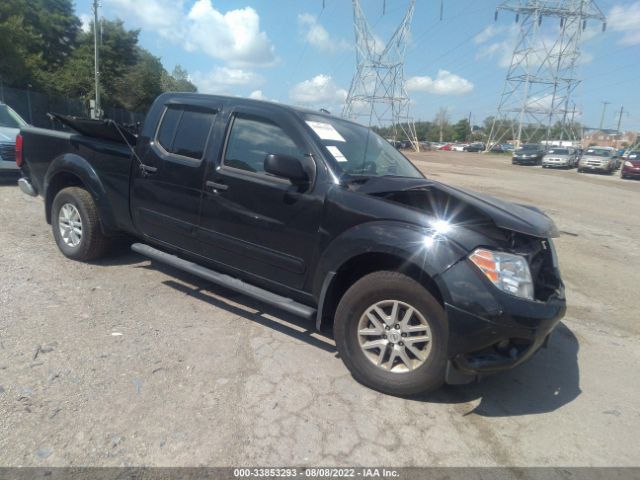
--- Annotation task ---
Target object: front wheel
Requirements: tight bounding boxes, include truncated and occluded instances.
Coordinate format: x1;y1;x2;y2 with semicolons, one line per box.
51;187;111;261
334;271;448;396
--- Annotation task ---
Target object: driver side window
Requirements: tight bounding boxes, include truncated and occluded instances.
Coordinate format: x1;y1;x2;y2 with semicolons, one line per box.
224;114;304;174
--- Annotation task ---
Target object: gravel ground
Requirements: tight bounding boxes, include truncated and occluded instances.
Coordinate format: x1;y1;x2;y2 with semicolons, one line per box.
0;152;639;467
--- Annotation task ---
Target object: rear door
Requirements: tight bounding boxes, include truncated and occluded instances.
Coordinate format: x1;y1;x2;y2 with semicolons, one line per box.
131;101;220;252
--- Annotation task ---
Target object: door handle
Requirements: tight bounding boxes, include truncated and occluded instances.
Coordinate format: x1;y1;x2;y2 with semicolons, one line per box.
140;164;158;174
206;181;229;192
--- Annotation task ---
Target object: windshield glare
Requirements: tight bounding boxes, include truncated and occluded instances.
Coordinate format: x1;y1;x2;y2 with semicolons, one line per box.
303;114;423;180
586;149;612;157
0;105;27;129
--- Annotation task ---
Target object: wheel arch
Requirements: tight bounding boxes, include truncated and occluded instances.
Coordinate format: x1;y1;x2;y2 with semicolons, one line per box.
315;250;451;332
312;222;467;332
44;154;117;233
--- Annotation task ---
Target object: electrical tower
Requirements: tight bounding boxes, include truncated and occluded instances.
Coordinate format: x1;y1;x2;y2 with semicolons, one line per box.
342;0;419;150
486;0;606;149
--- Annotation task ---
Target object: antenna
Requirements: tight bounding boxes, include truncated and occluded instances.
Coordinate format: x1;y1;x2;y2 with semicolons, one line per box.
342;0;419;151
486;0;606;149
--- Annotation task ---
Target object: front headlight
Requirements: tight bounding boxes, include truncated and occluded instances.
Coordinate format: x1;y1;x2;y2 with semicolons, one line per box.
469;248;534;300
625;161;633;167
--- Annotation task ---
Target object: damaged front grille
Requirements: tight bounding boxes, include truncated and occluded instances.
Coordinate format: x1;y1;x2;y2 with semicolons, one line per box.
507;233;561;301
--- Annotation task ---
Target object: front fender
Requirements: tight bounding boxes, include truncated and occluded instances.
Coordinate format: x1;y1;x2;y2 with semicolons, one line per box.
312;220;468;300
44;153;117;232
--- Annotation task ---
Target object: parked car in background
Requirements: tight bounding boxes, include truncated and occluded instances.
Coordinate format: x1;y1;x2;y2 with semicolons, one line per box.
578;147;617;174
438;143;454;151
542;147;577;169
512;144;546;165
621;151;640;179
0;103;27;175
464;142;485;152
419;141;431;151
451;143;468;152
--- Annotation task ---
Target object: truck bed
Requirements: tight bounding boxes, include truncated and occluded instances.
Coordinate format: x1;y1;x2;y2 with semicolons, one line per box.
20;125;134;233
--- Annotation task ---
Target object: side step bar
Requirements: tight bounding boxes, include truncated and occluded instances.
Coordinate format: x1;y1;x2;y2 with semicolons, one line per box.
131;243;317;320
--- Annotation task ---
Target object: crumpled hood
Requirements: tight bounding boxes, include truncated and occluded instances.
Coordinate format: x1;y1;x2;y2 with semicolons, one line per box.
0;126;19;143
354;176;559;238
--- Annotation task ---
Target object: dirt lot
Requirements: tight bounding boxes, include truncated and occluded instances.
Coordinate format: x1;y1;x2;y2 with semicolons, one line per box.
1;152;639;467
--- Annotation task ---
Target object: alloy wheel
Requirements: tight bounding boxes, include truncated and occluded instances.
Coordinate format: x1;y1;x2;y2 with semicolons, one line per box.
357;300;432;373
58;203;83;247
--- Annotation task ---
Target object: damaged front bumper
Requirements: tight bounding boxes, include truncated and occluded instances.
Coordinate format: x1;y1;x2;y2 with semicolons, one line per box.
440;256;566;382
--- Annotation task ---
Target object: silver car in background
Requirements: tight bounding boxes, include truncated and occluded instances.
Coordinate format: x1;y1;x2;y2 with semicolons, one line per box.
0;103;27;175
578;146;617;174
542;147;577;169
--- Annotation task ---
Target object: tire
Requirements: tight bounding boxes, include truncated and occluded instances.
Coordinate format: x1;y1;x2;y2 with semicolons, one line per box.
51;187;110;261
334;271;448;396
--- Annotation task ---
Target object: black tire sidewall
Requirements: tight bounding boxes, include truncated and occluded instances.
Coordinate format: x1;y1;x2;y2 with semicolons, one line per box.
51;188;97;260
334;272;448;396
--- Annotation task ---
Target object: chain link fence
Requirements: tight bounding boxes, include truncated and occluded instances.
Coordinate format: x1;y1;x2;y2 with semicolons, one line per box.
0;84;145;130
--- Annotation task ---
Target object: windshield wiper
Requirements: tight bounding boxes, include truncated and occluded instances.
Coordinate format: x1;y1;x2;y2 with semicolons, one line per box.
342;175;373;185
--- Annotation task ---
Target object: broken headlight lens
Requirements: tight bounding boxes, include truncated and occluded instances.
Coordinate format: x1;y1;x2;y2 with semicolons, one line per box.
469;248;534;300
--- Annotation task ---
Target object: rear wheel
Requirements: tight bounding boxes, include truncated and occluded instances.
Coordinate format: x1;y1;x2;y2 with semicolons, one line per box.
334;271;447;396
51;187;110;261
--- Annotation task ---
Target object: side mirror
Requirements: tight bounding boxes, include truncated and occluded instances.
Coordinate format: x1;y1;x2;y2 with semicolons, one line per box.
264;154;309;184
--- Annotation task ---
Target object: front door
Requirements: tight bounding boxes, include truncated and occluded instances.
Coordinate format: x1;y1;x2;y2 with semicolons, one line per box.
198;107;324;290
131;102;219;252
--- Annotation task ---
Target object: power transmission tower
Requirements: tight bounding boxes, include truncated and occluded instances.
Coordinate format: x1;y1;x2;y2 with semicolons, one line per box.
486;0;606;150
342;0;419;150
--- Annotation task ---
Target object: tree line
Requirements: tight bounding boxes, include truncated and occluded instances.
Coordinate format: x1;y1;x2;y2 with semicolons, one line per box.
374;111;584;144
0;0;197;113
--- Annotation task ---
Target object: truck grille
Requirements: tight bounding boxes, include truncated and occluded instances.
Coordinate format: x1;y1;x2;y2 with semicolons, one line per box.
0;143;15;163
584;159;604;167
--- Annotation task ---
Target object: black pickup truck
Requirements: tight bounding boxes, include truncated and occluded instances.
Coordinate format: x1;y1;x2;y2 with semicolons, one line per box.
17;93;566;395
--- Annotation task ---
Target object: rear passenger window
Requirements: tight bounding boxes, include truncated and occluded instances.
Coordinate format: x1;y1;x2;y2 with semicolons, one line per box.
157;107;181;152
224;114;303;174
156;106;215;160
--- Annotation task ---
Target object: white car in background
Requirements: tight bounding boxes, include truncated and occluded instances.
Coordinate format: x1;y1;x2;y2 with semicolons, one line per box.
0;103;27;175
451;143;468;151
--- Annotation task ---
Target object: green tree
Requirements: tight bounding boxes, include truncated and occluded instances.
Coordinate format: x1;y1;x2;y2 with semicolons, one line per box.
452;119;471;142
114;49;164;111
0;0;80;90
162;65;197;93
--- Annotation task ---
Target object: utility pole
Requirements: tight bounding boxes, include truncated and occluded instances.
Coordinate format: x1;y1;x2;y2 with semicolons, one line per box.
92;0;101;119
616;105;624;133
615;105;625;149
598;101;610;130
468;111;472;141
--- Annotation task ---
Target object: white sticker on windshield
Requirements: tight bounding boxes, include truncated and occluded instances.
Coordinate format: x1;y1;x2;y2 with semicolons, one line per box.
630;154;638;159
327;145;348;162
306;121;346;142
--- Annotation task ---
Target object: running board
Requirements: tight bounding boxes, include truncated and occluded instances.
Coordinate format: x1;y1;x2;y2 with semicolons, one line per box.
131;243;317;320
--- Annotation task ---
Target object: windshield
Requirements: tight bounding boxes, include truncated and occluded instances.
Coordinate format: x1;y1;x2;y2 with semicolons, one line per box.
586;148;612;157
0;105;27;129
517;144;541;152
303;114;423;179
548;149;569;155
